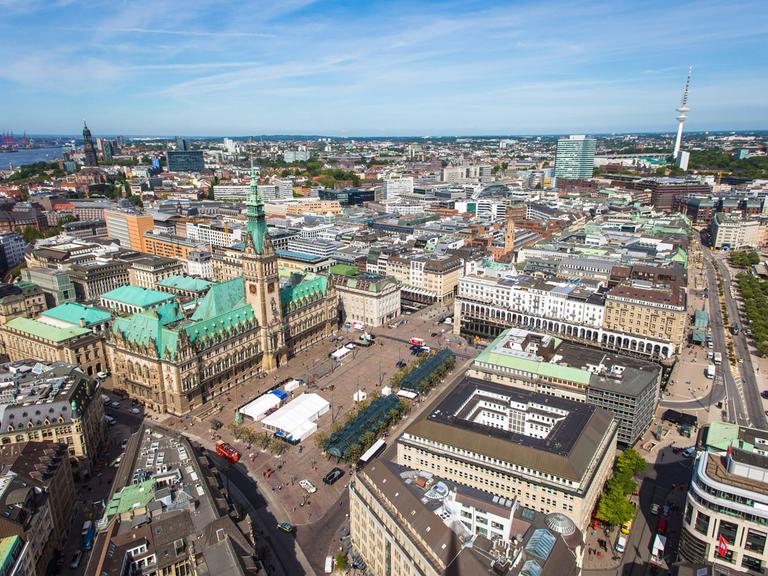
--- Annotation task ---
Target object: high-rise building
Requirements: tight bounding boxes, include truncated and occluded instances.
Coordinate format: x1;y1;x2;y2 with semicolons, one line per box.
175;135;190;151
382;176;414;199
283;147;310;162
99;138;113;162
0;232;25;276
554;135;596;180
104;209;155;251
82;121;98;167
166;150;204;172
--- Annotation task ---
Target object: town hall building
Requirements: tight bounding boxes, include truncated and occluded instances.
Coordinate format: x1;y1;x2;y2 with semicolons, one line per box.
106;167;338;414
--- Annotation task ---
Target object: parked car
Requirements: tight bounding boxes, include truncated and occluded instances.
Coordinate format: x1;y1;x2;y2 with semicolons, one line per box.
299;479;317;494
621;519;632;535
277;522;296;535
323;467;345;485
131;407;141;415
97;371;109;380
70;551;83;569
110;401;120;408
761;391;768;399
395;360;407;369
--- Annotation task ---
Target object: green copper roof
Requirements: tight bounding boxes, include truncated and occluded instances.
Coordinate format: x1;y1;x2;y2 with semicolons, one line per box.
191;277;245;321
104;479;156;518
111;305;183;359
280;275;328;308
185;304;254;343
157;275;212;293
101;285;175;308
672;247;688;267
329;264;359;277
246;160;267;254
40;303;112;327
704;421;747;452
474;331;591;386
6;317;90;342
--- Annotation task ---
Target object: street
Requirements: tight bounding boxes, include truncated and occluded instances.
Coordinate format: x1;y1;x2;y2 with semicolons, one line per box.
712;251;767;429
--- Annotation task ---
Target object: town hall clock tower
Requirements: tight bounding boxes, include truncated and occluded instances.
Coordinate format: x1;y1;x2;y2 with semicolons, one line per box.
242;161;287;371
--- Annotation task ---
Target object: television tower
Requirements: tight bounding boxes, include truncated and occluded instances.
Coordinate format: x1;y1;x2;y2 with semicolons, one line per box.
672;66;692;159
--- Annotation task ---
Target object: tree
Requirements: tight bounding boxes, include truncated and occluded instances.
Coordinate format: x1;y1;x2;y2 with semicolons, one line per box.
335;554;348;571
617;448;647;477
596;487;636;526
314;430;328;450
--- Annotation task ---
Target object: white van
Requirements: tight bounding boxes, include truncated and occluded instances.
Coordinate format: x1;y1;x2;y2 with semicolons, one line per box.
707;365;716;379
324;556;334;573
615;535;627;554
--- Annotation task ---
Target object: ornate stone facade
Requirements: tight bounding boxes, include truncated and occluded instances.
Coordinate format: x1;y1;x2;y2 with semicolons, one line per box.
106;167;338;415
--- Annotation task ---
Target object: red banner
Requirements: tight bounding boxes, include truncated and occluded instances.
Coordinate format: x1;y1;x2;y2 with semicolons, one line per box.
718;535;729;557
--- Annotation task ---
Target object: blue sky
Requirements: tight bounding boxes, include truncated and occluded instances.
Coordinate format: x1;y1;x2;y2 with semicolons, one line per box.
1;0;766;136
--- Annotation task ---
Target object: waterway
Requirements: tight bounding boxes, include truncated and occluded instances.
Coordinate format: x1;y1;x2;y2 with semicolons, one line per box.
0;147;66;168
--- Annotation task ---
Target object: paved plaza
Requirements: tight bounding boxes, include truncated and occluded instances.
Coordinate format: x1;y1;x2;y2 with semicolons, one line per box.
155;302;478;530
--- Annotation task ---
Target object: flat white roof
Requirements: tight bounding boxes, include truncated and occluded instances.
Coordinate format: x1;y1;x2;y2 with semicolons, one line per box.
239;393;281;421
261;393;329;434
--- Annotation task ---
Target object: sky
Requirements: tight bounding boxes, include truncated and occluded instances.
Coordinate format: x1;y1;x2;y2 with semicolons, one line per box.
1;0;767;136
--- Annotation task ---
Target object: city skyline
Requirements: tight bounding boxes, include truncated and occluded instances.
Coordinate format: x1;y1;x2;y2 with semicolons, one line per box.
2;0;767;135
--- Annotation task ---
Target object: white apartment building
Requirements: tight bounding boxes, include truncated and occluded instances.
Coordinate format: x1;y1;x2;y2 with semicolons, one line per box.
383;177;414;199
213;185;250;202
0;232;26;272
283;148;310;163
456;274;605;329
298;223;336;239
333;274;401;327
710;214;762;250
187;250;213;279
442;166;466;183
273;178;294;199
454;271;677;358
286;237;339;258
257;185;277;201
186;221;243;248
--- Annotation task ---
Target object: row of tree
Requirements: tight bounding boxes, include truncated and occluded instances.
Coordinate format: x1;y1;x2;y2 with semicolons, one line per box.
227;421;288;456
730;250;760;267
736;272;768;356
596;449;647;526
316;395;409;462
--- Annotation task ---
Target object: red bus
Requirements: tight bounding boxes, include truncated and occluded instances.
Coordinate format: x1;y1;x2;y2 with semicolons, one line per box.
215;441;240;463
409;337;425;347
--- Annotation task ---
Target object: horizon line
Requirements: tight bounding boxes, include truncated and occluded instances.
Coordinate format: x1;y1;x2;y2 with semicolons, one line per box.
6;129;768;140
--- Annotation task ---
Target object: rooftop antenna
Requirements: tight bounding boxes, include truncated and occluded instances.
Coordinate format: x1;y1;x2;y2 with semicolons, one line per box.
672;66;692;159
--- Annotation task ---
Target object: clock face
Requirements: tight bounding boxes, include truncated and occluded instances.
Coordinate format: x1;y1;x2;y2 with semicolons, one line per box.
249;284;257;294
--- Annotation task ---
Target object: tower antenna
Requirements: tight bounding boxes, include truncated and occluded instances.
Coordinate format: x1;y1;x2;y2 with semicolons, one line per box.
673;66;692;159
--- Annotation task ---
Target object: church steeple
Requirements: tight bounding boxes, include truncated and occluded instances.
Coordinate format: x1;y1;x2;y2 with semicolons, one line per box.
246;157;267;254
82;120;99;167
